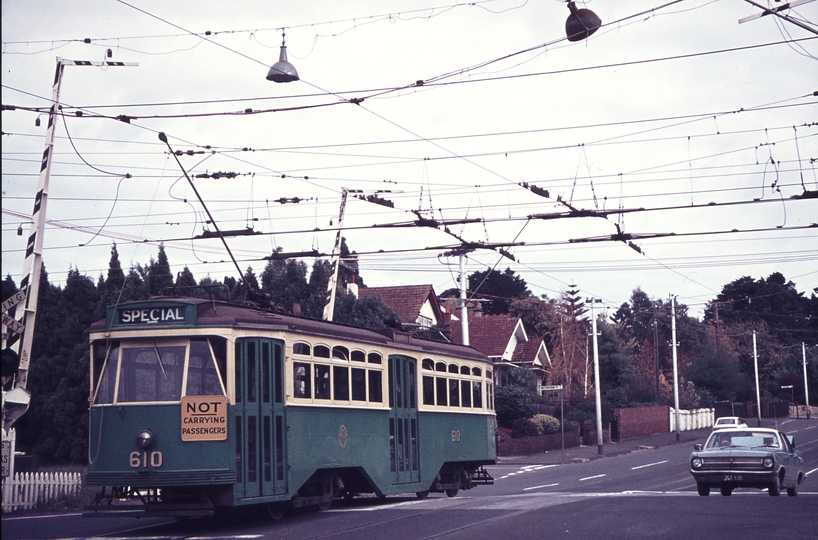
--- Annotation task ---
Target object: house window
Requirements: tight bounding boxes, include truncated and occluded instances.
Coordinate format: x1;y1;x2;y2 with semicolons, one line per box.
416;315;432;328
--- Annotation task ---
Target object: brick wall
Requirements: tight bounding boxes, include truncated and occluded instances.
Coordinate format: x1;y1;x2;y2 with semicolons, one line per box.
613;405;670;441
497;426;581;456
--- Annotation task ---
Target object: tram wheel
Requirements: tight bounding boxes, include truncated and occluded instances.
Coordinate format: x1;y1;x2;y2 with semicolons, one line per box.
317;498;332;511
445;488;459;498
262;503;285;521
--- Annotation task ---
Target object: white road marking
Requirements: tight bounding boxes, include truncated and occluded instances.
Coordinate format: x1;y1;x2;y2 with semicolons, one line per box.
579;474;606;481
806;466;818;476
523;483;559;491
631;460;668;470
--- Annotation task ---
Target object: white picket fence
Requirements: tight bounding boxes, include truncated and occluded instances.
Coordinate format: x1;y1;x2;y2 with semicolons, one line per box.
670;407;715;432
1;471;82;512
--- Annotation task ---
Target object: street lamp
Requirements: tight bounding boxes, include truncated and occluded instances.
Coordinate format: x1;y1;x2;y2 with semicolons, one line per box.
266;31;299;83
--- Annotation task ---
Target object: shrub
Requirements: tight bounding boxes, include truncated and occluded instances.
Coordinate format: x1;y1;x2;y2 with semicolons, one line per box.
495;385;534;428
511;418;539;438
531;414;561;435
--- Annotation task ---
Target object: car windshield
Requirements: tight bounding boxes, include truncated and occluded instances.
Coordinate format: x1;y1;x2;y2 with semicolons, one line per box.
706;431;780;449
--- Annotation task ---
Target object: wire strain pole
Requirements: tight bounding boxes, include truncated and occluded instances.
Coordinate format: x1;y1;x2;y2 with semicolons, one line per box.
158;132;252;297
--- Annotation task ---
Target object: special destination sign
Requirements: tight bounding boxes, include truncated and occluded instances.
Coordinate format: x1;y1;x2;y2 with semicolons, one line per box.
118;305;187;325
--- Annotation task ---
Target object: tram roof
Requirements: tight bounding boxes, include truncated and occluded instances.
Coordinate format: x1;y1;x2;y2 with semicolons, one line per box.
91;297;490;364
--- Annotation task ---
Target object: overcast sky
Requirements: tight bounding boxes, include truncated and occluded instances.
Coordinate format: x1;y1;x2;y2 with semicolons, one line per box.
2;0;817;319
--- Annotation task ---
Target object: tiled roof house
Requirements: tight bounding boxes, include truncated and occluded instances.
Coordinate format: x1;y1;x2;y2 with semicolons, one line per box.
356;284;444;329
450;313;550;392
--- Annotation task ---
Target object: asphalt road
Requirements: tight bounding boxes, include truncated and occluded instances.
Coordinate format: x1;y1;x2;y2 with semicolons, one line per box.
3;419;817;540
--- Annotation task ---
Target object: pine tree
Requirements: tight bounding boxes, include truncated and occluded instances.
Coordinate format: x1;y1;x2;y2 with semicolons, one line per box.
147;244;174;296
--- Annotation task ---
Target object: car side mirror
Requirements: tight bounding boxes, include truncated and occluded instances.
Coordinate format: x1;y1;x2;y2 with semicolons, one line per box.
694;443;703;451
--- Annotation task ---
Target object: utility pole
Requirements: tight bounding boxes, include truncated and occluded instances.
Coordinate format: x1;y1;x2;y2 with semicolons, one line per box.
589;298;603;455
671;296;680;442
803;343;811;419
753;331;762;427
1;57;136;480
653;318;659;402
459;253;469;346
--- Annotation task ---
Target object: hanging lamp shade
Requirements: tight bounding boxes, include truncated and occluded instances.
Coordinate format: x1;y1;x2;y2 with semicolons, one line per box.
565;1;601;42
266;43;299;83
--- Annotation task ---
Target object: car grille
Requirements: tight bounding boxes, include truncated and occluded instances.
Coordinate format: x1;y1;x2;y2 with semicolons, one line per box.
699;457;766;471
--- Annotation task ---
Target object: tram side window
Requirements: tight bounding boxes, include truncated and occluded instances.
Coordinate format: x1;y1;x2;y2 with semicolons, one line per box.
334;366;350;400
461;380;472;407
351;368;366;401
351;350;366;362
314;345;330;358
118;345;185;402
293;362;311;398
94;344;120;404
449;379;460;407
315;364;331;399
422;375;435;405
369;370;383;402
473;381;483;408
186;338;224;396
332;346;349;361
368;352;382;364
293;342;310;356
436;377;448;406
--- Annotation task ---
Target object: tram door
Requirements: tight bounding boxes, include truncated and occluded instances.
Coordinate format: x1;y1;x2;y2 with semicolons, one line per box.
388;355;420;484
235;338;288;499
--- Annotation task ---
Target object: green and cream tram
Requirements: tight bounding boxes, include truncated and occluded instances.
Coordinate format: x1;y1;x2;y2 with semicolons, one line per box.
84;298;496;518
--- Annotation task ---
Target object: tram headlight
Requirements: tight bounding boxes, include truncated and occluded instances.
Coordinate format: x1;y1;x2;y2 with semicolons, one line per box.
136;429;156;450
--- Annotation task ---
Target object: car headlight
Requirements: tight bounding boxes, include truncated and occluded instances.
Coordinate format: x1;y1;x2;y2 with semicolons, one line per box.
691;457;702;469
136;429;156;450
762;457;773;468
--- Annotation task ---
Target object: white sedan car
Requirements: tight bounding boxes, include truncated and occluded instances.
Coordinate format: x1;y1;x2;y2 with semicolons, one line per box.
713;416;748;430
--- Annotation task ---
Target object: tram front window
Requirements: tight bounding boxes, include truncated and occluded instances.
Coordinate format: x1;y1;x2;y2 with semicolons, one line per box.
118;345;186;402
186;339;224;396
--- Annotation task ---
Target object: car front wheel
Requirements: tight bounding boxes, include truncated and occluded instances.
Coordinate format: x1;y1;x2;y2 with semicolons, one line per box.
768;474;781;496
720;486;732;497
697;484;710;496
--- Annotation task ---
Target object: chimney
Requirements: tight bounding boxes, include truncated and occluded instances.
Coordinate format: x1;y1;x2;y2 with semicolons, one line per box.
474;301;483;319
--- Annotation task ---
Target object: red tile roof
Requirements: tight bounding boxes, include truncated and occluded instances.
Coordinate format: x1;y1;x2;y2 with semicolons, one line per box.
357;284;442;325
450;314;523;357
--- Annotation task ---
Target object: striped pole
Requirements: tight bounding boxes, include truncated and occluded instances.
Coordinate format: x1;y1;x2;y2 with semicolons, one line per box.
322;189;348;321
3;58;136;431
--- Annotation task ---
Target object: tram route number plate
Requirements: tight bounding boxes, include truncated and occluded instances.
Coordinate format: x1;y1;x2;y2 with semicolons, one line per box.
181;396;228;441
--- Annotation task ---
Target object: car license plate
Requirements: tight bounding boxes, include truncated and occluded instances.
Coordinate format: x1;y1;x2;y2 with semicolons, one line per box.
723;475;742;482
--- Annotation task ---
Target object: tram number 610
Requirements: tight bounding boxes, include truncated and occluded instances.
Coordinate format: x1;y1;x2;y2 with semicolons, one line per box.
130;451;163;468
451;430;461;442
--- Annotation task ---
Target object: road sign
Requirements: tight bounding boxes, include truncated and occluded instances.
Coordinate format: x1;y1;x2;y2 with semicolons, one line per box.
542;385;563;391
2;288;26;313
1;440;11;477
2;313;25;336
